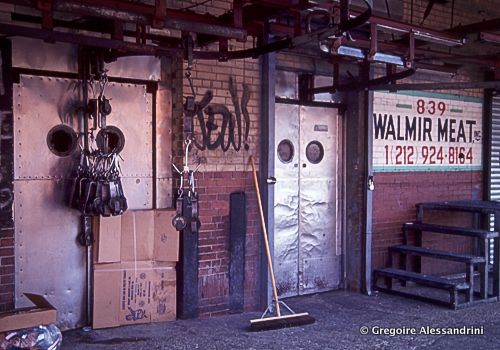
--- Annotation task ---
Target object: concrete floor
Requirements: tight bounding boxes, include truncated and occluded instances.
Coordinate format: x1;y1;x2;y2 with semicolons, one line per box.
62;290;500;350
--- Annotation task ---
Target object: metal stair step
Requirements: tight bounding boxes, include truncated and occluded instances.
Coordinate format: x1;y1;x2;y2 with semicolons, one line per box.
375;268;469;291
404;222;498;239
390;245;486;264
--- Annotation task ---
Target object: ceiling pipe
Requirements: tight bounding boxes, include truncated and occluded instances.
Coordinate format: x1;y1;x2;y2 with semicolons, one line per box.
309;67;416;94
55;1;247;40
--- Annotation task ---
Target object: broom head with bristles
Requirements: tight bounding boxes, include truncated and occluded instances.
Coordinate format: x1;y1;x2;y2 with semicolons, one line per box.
249;312;315;332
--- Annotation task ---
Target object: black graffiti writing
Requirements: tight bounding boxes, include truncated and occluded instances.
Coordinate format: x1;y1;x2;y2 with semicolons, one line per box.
188;77;250;152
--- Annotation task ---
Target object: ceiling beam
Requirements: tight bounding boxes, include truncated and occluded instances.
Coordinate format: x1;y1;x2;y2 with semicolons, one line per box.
449;18;500;35
0;22;179;56
479;31;500;45
369;80;500;91
0;0;248;40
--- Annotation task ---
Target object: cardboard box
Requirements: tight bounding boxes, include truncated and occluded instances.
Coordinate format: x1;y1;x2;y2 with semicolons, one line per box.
92;264;121;329
154;210;179;262
92;210;179;329
93;215;121;263
0;294;56;332
121;211;155;262
93;261;176;329
120;210;179;263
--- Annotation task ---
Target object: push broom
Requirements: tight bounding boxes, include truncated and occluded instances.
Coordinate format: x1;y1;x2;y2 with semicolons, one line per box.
249;155;315;331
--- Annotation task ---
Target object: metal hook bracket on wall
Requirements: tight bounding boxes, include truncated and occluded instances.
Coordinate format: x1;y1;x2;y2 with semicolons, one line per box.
172;137;202;233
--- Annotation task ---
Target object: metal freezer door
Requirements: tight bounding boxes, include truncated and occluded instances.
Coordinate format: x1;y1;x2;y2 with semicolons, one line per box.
273;104;300;297
298;106;341;294
273;104;341;297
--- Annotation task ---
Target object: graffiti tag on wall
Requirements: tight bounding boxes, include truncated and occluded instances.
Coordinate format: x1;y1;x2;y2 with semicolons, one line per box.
186;77;251;152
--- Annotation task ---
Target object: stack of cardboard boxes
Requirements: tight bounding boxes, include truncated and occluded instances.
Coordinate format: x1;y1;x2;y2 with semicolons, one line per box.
92;210;179;329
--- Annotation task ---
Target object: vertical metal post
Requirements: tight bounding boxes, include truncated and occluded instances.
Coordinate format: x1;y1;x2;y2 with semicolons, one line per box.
480;237;489;299
0;39;14;313
84;217;93;328
345;87;363;291
80;49;89;153
340;0;349;25
415;204;423;273
484;88;494;297
362;63;373;295
76;57;88;303
259;19;276;309
466;262;474;303
229;192;246;313
483;89;492;202
78;50;93;328
177;197;199;319
152;87;157;209
494;211;500;299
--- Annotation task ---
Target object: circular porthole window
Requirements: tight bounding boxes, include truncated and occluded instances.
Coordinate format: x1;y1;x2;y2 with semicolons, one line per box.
46;124;78;157
306;140;324;164
96;125;125;154
277;139;294;164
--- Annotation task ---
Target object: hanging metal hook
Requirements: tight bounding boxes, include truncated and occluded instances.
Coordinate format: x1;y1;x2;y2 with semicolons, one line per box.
98;71;109;99
183;138;192;173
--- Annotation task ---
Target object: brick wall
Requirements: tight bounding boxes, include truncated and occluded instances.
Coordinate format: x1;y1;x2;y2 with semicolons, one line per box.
373;171;482;274
374;65;483;99
170;0;263;316
176;45;261;314
196;171;260;316
179;42;261;172
276;52;337;75
0;40;13;312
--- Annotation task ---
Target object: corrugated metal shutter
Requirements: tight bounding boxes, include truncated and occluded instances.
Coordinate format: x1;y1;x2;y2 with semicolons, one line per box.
489;95;500;264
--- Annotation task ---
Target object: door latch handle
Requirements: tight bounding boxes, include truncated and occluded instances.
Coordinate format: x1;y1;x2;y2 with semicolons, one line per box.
367;175;375;191
267;177;277;185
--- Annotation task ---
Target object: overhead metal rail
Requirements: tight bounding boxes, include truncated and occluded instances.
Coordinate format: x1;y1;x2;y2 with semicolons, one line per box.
480;32;500;45
0;0;495;75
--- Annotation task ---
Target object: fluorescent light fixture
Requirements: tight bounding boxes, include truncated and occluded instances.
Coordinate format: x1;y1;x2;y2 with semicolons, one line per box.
320;43;406;66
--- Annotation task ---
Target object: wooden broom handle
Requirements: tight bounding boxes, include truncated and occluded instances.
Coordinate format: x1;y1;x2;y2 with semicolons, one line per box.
249;156;281;317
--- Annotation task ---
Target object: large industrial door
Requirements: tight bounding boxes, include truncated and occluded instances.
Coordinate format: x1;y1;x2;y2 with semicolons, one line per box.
273;104;342;297
14;76;153;329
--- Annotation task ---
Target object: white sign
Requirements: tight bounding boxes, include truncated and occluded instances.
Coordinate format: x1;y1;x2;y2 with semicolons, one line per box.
373;92;483;172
